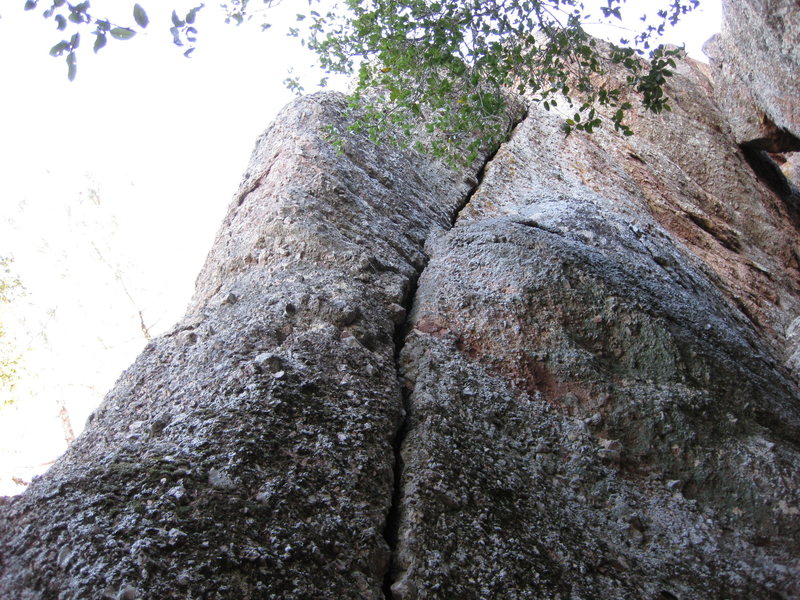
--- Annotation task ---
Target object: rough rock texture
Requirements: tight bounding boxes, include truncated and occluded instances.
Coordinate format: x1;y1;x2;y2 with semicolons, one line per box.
0;95;505;599
2;4;800;600
392;62;800;599
703;0;800;249
705;0;800;149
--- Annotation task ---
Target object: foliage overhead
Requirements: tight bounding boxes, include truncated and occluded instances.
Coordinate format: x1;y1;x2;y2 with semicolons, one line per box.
24;0;206;79
294;0;699;161
26;0;700;161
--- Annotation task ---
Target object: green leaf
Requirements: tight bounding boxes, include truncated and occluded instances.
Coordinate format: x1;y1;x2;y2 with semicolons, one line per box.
171;10;184;27
110;27;136;40
169;26;183;46
24;0;37;10
133;4;149;28
185;4;203;25
66;51;77;81
93;32;107;53
49;40;70;57
55;14;67;30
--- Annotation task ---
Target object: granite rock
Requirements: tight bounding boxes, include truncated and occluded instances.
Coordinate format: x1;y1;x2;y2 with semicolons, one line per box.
2;4;800;599
0;93;505;600
706;0;800;149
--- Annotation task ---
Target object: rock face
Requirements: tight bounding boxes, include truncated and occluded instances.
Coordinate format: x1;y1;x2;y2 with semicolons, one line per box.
393;57;800;600
2;4;800;600
705;0;800;149
0;95;501;600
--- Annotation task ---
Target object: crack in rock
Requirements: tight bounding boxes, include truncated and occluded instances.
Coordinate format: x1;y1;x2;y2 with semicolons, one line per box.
380;104;530;600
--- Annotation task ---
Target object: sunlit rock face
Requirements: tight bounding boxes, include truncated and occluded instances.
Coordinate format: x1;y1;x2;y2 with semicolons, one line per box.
1;3;800;600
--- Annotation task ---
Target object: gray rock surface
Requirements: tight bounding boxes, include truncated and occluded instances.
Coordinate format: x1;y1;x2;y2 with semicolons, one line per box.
384;28;800;597
0;94;502;599
2;3;800;599
706;0;800;149
393;105;800;599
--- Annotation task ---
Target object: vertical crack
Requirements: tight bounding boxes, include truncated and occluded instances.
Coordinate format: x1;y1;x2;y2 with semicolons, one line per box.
381;275;417;600
450;103;530;227
379;103;530;599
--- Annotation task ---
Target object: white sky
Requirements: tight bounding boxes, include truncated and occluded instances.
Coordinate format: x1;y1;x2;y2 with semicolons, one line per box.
0;0;722;495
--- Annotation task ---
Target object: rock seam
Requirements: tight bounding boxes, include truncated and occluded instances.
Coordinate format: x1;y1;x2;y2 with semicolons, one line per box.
380;105;531;599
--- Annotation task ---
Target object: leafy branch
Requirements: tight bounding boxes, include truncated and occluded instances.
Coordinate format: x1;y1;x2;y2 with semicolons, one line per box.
24;1;204;79
26;0;700;163
293;0;699;161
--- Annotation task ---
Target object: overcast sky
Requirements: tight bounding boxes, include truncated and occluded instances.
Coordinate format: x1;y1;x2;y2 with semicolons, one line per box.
0;0;722;494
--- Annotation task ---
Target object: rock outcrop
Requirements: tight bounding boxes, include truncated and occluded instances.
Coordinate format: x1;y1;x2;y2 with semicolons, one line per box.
1;2;799;599
0;95;511;599
704;0;800;150
392;51;800;600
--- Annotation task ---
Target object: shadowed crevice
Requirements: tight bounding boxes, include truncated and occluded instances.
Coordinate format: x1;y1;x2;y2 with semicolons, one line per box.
740;115;800;228
450;104;531;228
741;114;800;154
741;144;800;229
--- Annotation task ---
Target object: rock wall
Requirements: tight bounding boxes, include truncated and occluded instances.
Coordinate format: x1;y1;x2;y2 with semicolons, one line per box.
0;95;506;600
1;2;800;599
392;49;800;600
705;0;800;149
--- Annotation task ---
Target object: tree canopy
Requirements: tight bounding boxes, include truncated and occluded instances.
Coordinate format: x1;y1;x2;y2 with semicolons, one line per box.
24;0;700;161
